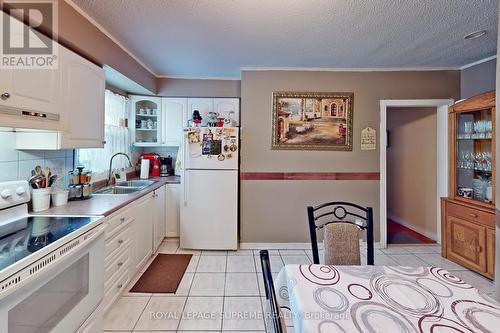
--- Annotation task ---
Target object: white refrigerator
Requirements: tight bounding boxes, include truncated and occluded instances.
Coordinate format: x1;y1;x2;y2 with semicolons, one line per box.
180;127;239;250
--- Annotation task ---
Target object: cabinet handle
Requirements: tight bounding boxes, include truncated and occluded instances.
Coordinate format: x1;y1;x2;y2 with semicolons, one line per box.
120;217;125;223
1;92;10;100
117;262;123;267
117;284;123;289
468;213;478;218
118;239;124;244
102;140;107;145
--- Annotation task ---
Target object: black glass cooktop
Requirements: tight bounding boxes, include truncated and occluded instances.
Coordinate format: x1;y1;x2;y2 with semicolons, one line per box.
0;216;99;271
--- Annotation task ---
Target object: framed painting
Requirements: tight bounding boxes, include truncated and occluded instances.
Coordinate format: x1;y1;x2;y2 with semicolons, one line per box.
272;91;354;151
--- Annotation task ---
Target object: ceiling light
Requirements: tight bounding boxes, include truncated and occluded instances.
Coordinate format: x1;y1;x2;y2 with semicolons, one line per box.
464;30;487;40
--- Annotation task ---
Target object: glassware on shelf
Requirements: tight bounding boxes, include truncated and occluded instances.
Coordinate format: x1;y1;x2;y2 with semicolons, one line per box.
486;178;493;202
459;120;492;139
472;177;486;201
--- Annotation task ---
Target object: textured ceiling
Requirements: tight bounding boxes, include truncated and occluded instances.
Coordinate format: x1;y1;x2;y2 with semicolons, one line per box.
71;0;497;78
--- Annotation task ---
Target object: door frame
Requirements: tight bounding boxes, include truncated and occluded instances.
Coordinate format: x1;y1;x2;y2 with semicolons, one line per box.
379;99;454;248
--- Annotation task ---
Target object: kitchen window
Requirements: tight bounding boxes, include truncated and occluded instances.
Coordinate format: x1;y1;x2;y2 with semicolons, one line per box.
76;89;131;178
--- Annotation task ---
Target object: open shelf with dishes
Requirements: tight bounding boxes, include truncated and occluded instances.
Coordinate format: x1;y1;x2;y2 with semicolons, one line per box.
131;96;162;146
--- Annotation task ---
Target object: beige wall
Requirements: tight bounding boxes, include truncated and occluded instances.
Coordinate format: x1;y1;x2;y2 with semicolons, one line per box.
387;107;437;239
57;1;156;93
156;78;240;97
461;59;496;99
240;70;460;243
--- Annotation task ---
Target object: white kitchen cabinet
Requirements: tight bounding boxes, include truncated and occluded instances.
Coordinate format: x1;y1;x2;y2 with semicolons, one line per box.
166;184;181;237
187;98;213;127
59;46;105;148
214;98;240;125
131;95;162;146
162;98;186;146
186;98;240;127
13;44;106;149
133;192;154;271
0;67;62;130
0;13;63;131
153;185;166;250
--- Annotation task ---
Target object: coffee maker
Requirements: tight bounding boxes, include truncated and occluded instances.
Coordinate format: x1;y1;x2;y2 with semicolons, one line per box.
140;153;161;177
159;155;175;177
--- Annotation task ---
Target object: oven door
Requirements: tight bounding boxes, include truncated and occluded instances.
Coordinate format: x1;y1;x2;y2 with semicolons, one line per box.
0;231;104;333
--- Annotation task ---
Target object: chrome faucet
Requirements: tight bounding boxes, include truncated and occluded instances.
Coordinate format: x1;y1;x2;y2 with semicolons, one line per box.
108;152;133;185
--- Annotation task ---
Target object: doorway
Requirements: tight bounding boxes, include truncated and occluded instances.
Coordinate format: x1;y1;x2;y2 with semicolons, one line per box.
386;107;438;244
379;99;454;248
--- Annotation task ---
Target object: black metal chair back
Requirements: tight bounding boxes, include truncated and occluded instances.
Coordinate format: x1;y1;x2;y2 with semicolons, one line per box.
259;250;285;333
307;201;374;265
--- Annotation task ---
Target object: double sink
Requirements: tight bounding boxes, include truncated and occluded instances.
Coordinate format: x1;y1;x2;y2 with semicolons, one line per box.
93;179;156;195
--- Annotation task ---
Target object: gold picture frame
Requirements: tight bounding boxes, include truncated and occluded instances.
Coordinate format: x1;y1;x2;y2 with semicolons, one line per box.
271;91;354;151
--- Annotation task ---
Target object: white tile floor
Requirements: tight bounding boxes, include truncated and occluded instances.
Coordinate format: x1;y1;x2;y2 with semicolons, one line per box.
104;239;495;332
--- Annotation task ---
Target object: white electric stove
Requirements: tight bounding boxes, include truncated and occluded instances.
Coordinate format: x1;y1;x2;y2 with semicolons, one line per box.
0;181;105;333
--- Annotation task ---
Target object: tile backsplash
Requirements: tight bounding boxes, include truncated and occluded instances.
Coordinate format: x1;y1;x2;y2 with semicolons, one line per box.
0;131;74;183
138;146;179;165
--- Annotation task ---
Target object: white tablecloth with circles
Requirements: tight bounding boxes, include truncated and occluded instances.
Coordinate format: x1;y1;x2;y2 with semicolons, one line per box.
273;265;500;333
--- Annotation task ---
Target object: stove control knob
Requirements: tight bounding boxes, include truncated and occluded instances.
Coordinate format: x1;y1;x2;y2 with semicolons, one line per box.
1;189;12;199
16;187;26;195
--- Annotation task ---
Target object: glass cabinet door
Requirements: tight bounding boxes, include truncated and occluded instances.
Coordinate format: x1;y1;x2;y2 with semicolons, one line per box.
455;109;493;204
133;98;161;145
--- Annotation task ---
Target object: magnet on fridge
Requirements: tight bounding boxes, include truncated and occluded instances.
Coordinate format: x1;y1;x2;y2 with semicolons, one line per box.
217;154;225;161
230;144;237;152
224;145;229;152
188;132;200;143
226;153;233;159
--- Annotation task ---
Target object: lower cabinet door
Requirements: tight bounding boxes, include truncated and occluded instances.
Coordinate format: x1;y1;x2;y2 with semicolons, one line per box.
133;194;154;271
446;216;487;273
153;186;166;251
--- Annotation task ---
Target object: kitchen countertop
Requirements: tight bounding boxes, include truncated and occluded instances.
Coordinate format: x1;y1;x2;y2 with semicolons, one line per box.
32;176;180;217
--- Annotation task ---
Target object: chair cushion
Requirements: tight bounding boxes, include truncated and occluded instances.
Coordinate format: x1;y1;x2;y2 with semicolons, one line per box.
323;222;361;265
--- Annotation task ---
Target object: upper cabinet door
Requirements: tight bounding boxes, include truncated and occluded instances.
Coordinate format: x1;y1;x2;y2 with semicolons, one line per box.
163;98;186;146
0;65;62;131
187;98;213;127
60;46;105;148
214;98;240;126
0;12;62;131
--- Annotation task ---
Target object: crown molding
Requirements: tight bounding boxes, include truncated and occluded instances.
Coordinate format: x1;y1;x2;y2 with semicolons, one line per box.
64;0;157;77
241;66;460;72
459;55;497;70
157;75;241;81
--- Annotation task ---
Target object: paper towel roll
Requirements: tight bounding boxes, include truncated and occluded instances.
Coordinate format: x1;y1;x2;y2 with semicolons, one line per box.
140;159;150;179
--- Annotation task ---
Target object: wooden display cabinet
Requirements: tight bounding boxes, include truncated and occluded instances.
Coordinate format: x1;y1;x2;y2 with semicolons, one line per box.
442;91;496;279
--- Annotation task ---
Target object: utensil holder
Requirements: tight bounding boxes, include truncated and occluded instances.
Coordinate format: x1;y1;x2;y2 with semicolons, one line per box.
31;188;51;212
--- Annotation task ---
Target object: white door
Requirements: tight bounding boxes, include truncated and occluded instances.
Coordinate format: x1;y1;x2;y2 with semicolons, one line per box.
166;184;181;237
163;98;186;146
153;186;166;250
133;194;153;271
181;169;238;250
214;98;240;126
60;46;105;148
187;98;213;127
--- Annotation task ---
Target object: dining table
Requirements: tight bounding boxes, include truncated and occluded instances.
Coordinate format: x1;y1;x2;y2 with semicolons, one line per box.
274;264;500;333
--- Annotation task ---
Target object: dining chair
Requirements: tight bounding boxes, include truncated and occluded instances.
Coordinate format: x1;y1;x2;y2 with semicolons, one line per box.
307;201;374;265
259;250;285;333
